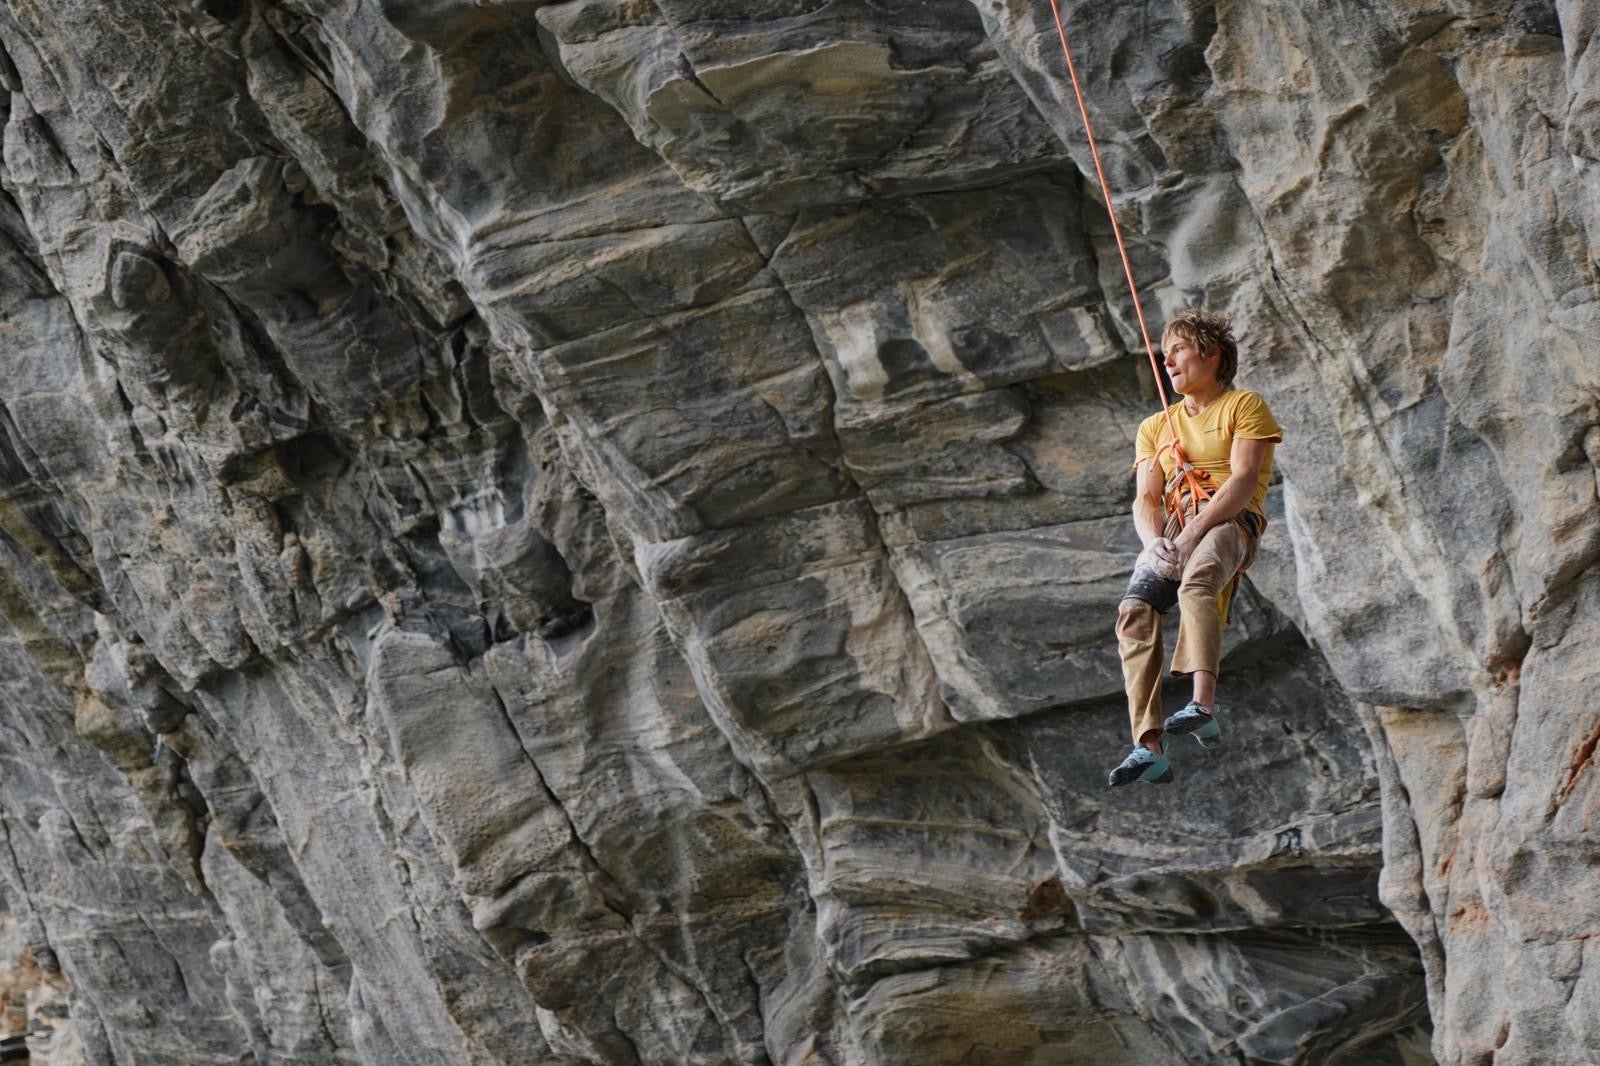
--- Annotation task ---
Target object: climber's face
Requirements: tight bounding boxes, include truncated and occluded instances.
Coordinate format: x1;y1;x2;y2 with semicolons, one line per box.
1162;333;1219;396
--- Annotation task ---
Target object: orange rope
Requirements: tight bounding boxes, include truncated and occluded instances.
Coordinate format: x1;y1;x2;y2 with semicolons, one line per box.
1044;0;1211;526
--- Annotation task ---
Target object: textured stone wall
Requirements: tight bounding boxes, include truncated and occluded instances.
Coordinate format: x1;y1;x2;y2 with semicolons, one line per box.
0;0;1593;1063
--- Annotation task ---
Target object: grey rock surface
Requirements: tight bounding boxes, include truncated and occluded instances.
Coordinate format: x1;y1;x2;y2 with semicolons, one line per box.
0;0;1592;1064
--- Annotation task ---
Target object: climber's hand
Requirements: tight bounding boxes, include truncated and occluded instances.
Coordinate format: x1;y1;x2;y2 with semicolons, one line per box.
1138;539;1182;581
1152;536;1182;567
1171;524;1206;565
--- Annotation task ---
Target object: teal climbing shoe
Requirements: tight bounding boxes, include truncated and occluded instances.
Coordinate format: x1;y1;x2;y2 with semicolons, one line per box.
1107;738;1172;786
1163;701;1221;749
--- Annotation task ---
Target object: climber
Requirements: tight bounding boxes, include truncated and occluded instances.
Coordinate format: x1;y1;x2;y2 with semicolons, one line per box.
1106;309;1283;786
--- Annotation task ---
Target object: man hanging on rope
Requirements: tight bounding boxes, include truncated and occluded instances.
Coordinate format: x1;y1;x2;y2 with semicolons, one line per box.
1107;310;1283;786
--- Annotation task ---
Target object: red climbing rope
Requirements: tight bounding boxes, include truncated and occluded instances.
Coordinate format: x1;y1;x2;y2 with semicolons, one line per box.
1044;0;1212;527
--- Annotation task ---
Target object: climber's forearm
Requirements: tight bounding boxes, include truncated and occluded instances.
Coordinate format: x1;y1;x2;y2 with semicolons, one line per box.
1131;460;1165;547
1184;474;1255;535
1184;437;1271;537
1133;494;1165;546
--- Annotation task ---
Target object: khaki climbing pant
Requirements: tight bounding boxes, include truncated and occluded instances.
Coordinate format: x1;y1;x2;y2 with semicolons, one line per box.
1115;520;1253;745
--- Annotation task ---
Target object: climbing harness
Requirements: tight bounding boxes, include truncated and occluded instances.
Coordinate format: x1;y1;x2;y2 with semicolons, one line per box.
1044;0;1251;622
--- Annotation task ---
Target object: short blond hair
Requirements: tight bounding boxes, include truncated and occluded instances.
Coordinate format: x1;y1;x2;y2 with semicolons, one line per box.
1162;309;1238;389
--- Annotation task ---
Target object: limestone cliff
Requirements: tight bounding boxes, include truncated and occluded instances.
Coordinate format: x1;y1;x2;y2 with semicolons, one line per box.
0;1;1594;1064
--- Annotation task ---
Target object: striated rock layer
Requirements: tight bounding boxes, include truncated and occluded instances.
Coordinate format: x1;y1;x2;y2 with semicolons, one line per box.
0;0;1592;1063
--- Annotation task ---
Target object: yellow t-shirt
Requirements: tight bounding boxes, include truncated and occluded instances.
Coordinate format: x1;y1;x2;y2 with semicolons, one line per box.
1133;389;1283;517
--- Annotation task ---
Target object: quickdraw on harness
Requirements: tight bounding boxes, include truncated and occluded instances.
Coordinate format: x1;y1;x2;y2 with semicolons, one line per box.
1044;0;1250;622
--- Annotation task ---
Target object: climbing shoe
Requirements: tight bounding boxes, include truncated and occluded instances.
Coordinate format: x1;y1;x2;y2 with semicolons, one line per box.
1107;738;1172;787
1163;701;1221;749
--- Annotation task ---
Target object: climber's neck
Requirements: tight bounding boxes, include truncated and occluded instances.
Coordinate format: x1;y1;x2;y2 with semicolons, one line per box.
1180;380;1225;416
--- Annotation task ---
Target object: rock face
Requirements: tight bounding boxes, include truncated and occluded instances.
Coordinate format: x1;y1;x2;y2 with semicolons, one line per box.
0;0;1593;1063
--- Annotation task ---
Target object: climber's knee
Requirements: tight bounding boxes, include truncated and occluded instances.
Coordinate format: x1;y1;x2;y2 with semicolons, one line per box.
1122;565;1179;615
